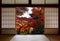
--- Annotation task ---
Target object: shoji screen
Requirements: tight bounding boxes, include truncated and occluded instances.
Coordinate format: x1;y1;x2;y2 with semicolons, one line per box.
32;0;44;4
46;0;58;4
32;0;58;4
2;0;28;4
45;8;58;28
2;8;15;28
2;0;15;4
2;0;58;4
16;0;28;4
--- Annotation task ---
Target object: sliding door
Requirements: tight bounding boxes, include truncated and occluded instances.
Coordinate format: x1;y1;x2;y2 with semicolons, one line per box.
1;8;16;34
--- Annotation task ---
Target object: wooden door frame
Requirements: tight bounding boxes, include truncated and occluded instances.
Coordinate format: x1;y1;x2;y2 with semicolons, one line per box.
0;0;1;34
0;0;59;35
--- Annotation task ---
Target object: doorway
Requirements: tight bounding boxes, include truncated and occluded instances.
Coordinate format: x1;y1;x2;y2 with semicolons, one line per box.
16;7;44;34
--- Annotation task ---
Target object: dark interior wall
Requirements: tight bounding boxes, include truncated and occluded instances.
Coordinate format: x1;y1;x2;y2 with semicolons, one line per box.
0;8;1;34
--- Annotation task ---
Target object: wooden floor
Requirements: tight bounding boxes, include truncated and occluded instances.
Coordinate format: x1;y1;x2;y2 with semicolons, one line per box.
0;35;60;41
46;35;60;41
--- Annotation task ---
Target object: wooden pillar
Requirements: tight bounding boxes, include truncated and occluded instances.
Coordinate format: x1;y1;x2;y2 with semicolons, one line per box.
58;7;60;35
0;0;1;34
57;3;59;34
29;0;31;5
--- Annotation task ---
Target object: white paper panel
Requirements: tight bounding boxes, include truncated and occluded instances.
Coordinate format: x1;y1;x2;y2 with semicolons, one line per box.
45;8;58;28
46;0;58;4
2;8;15;28
16;0;28;4
32;0;44;4
2;0;15;4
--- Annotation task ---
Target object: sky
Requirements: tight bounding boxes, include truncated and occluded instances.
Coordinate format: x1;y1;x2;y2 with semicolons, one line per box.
17;7;33;18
